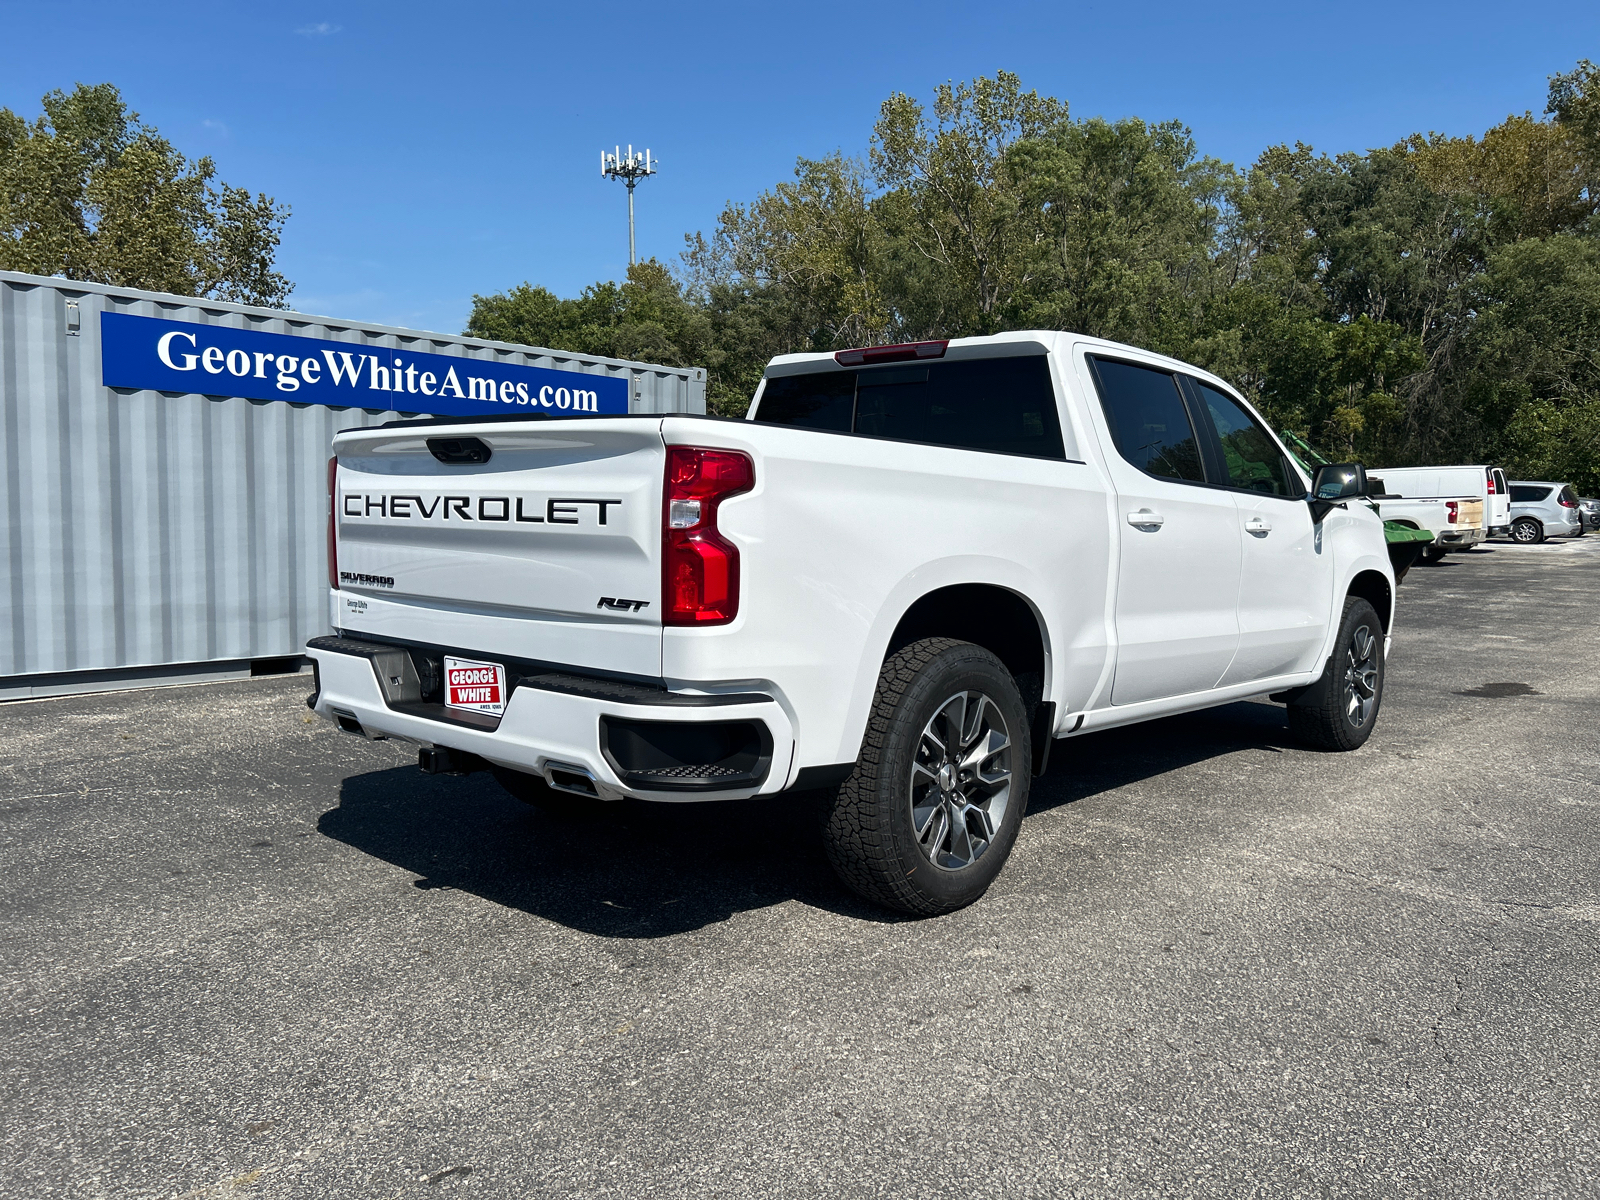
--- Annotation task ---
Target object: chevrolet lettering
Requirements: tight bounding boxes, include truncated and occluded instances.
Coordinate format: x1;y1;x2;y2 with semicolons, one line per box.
308;331;1397;918
340;495;622;524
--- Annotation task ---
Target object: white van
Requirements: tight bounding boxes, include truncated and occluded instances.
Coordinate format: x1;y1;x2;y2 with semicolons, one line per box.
1367;465;1511;544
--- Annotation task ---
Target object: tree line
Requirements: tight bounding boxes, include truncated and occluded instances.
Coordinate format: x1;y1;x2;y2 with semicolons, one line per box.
468;63;1600;490
0;83;290;308
6;73;1595;489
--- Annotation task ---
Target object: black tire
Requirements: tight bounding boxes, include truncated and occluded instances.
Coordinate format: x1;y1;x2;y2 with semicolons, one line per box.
1420;544;1447;564
1511;518;1544;545
1287;597;1385;751
490;765;607;817
822;638;1031;917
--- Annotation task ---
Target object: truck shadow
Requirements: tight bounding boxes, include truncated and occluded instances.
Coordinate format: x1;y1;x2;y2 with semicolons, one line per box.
1027;698;1298;816
317;699;1296;938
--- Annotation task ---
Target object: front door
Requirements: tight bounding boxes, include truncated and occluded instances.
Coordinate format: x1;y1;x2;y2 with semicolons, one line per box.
1084;356;1243;706
1185;378;1334;685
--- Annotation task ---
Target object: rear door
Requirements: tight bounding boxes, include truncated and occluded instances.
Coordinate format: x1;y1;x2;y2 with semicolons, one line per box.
1083;355;1241;706
332;421;666;677
1185;378;1334;684
1490;468;1510;528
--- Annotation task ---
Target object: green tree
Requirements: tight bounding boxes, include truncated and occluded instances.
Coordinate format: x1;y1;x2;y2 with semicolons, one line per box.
468;260;793;415
1013;116;1228;349
870;71;1066;334
0;83;290;306
1463;235;1600;489
468;259;709;364
1546;57;1600;205
462;60;1600;487
689;152;891;348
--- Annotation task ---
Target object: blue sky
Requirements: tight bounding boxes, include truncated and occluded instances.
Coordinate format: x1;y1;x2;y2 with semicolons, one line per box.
2;1;1595;335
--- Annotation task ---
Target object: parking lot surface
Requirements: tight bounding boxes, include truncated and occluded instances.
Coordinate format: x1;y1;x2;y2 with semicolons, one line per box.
3;537;1598;1199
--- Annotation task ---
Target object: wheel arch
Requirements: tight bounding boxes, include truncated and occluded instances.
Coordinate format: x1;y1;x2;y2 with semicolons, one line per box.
885;583;1049;710
1347;569;1394;634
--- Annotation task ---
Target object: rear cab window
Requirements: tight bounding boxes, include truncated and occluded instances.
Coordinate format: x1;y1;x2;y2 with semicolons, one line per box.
754;372;855;431
754;354;1067;460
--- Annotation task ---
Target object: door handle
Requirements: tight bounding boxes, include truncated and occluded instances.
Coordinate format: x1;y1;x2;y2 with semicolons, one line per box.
1245;516;1272;536
1127;509;1164;529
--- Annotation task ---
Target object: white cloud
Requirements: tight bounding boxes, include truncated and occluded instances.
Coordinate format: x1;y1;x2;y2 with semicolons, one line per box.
201;119;230;137
295;22;342;35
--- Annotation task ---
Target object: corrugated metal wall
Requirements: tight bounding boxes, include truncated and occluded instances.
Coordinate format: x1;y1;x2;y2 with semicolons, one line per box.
0;270;707;695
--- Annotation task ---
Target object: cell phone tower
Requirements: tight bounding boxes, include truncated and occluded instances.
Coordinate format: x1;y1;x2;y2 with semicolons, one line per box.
600;145;657;267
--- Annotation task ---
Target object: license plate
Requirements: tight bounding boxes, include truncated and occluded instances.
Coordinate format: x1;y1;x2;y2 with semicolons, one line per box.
443;656;507;716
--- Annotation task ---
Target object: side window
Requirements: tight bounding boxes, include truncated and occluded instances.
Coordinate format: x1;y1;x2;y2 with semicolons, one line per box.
754;372;855;431
1088;358;1204;482
1191;381;1294;497
1510;485;1548;503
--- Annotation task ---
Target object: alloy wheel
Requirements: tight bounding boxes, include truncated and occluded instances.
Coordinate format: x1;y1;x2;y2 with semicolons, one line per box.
1343;624;1379;729
908;691;1014;871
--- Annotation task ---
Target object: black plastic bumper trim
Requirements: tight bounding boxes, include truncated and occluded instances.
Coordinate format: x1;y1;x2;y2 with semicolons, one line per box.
519;671;772;708
306;634;772;709
789;763;856;791
1031;701;1057;777
600;716;773;793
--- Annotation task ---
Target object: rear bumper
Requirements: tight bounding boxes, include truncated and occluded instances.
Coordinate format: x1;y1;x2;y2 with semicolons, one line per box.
1435;528;1486;548
306;636;795;802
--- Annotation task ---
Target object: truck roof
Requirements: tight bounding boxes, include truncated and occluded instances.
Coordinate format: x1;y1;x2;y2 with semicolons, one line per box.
763;330;1248;400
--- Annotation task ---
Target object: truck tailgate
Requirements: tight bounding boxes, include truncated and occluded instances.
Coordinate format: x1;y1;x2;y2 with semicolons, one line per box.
330;421;666;678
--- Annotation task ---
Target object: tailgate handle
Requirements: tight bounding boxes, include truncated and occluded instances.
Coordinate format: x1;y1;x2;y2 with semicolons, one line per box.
428;436;492;464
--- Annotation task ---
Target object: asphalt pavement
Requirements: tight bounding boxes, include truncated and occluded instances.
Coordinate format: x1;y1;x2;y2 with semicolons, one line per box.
2;537;1597;1199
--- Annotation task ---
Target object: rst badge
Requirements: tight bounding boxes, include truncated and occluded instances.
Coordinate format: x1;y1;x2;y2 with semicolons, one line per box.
443;656;507;716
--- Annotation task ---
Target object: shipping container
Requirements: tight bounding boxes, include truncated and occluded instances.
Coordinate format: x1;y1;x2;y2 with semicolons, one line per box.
0;269;707;698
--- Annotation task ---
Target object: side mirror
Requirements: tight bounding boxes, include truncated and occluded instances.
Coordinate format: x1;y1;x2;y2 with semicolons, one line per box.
1309;462;1368;521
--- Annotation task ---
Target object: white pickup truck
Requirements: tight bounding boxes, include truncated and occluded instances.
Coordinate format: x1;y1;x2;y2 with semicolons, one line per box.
307;332;1395;915
1368;465;1510;555
1369;490;1484;564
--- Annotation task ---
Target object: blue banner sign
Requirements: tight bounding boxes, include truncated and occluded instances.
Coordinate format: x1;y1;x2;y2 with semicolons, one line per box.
99;311;629;417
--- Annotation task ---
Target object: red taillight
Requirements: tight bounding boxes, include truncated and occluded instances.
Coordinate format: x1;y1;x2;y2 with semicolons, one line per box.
1486;469;1497;495
1445;500;1459;524
833;340;948;366
1559;493;1576;508
327;456;339;589
662;446;754;625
